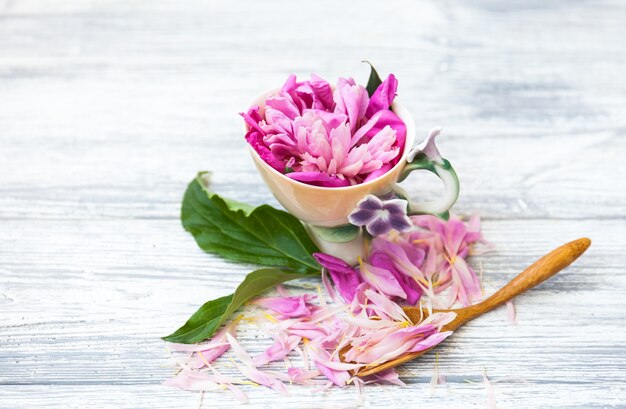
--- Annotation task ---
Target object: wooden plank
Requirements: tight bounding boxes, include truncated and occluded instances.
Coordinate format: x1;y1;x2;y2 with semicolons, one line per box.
0;130;624;220
0;383;624;409
1;219;624;403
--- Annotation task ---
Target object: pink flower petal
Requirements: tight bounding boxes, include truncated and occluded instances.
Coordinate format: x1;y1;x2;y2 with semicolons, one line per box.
364;368;406;386
306;340;359;386
226;334;289;396
252;334;301;366
287;367;322;385
368;252;423;305
358;259;407;299
313;253;362;303
286;171;351;187
252;295;314;318
366;74;398;118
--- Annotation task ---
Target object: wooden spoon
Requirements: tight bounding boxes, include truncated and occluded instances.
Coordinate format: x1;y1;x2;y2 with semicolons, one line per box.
353;237;591;377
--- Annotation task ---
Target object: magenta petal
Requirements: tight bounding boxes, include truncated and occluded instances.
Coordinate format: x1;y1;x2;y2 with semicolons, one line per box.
368;252;422;305
309;74;335;111
281;74;297;93
286;171;350;187
313;253;362;303
371;237;424;278
362;163;393;183
266;93;301;120
245;128;285;172
240;107;265;135
366;74;398;118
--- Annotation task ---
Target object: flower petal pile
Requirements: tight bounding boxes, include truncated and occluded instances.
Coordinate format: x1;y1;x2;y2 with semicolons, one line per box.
167;284;453;400
166;214;490;401
317;214;490;308
242;74;407;187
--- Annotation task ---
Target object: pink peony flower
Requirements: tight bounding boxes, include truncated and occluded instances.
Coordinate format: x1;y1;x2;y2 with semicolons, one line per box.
242;73;406;187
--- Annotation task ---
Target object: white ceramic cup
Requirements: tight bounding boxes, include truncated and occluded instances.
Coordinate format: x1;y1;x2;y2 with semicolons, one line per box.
246;91;460;262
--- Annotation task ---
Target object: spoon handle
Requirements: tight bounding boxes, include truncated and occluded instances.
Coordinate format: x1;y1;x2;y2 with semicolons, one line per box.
461;237;591;324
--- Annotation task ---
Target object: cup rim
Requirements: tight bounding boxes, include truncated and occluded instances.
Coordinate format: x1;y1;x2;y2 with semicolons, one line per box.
245;90;416;192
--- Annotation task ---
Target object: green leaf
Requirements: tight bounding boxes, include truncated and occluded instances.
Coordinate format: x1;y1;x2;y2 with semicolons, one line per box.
363;60;382;97
162;294;233;344
309;224;360;243
181;172;321;274
162;268;316;343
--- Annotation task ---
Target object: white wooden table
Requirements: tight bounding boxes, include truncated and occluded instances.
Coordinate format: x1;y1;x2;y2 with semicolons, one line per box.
1;1;625;407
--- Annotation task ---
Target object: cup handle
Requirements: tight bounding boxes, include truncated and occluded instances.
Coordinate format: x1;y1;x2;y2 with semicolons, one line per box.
392;128;460;220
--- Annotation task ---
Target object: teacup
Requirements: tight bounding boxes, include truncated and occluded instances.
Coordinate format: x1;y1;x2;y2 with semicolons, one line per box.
246;90;459;263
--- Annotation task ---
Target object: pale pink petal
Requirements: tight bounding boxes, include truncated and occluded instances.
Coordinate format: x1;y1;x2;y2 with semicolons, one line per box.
164;371;219;391
287;367;322;385
252;334;301;366
359;259;407;299
364;368;406;386
506;301;518;325
226;334;288;395
306;340;359;386
362;289;409;322
252;294;314;318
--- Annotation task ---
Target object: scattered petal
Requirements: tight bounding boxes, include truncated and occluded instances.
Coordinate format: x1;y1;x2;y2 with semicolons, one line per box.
253;295;315;318
506;301;518;325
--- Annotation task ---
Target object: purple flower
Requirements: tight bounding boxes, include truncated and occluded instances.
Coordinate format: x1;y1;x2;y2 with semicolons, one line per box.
243;74;406;187
348;194;412;236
